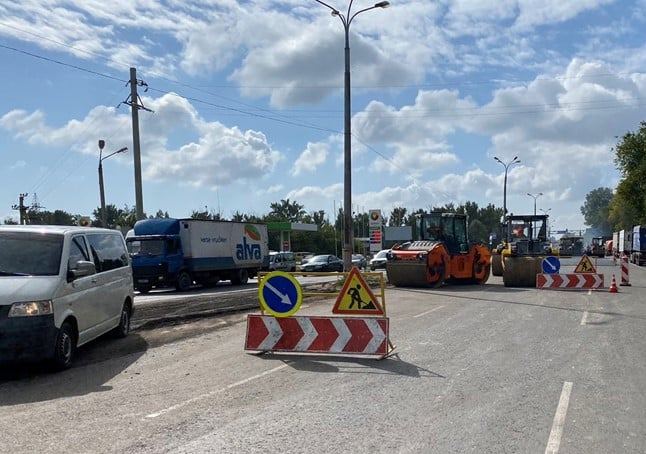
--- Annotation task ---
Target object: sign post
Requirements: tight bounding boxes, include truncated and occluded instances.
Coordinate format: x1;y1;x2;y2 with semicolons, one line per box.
368;209;382;253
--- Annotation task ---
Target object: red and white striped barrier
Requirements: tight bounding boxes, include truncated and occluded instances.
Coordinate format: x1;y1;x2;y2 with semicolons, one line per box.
537;273;604;289
621;255;631;286
245;314;389;357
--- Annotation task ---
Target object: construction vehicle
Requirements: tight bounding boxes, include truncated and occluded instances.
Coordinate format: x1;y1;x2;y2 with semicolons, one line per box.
385;212;491;287
558;235;584;256
491;214;555;287
587;237;606;258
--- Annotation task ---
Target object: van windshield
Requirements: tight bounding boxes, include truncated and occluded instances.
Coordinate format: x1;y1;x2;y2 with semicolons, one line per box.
0;232;63;276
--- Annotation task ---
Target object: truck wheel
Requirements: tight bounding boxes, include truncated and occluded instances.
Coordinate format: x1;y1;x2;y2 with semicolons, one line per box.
52;321;76;370
136;284;151;294
231;269;249;285
176;271;192;292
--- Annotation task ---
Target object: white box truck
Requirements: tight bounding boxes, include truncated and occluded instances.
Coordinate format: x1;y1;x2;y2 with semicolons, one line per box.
126;219;269;292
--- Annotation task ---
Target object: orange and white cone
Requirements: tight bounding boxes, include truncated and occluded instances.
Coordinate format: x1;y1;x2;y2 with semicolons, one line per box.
609;274;618;293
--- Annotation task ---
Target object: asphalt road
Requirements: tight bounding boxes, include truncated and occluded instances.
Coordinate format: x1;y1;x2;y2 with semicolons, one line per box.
1;258;645;453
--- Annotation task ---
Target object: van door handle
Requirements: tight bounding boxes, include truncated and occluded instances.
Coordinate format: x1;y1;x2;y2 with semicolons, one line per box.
91;278;98;283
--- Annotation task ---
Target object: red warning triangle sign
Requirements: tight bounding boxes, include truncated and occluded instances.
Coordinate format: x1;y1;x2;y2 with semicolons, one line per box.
574;254;596;273
332;267;384;315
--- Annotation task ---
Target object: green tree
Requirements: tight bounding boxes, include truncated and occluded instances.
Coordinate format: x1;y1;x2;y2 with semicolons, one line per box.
388;207;407;226
580;187;613;234
3;217;18;225
27;209;78;225
190;209;223;221
152;210;170;219
268;199;306;222
93;204;143;229
608;122;646;229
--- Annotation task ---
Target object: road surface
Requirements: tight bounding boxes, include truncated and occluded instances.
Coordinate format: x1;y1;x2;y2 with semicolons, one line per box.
1;258;645;453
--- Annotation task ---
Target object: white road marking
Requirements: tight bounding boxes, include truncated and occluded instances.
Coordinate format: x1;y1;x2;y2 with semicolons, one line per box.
545;381;573;454
413;305;445;318
580;311;589;326
145;364;288;419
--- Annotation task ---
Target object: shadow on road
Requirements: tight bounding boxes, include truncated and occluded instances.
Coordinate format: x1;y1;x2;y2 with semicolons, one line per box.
260;354;444;378
0;334;148;406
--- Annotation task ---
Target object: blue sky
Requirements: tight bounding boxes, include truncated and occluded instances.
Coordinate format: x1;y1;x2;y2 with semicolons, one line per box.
1;0;645;230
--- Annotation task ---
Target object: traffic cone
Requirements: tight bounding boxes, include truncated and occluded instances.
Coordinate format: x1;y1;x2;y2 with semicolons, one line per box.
609;274;618;293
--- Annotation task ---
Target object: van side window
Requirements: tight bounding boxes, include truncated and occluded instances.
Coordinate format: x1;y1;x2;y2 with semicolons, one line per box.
68;237;89;268
87;234;129;273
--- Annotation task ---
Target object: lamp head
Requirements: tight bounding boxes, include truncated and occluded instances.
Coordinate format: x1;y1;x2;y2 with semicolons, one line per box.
98;139;105;150
374;1;390;7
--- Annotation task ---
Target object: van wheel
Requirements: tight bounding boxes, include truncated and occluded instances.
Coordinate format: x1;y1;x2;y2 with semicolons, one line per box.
176;271;192;292
231;269;249;285
52;321;75;370
112;302;131;338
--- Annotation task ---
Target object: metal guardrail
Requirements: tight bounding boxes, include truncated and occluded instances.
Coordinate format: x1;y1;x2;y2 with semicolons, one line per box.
257;270;388;315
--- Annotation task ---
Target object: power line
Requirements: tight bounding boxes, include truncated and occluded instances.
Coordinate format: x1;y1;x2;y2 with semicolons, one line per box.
0;43;126;83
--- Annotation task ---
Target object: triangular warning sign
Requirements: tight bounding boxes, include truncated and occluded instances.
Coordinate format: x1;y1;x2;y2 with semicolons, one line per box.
574;254;596;273
332;267;384;315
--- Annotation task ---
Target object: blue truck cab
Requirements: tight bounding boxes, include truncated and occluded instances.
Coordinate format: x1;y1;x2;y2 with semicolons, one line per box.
126;219;185;293
631;225;646;266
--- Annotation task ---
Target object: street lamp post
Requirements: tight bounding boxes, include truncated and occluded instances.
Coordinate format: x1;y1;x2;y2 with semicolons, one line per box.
98;140;128;228
527;192;544;216
314;0;390;271
494;156;521;217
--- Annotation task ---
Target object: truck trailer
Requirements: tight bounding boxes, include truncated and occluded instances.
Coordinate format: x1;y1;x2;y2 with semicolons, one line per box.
612;231;619;257
618;229;633;257
630;225;646;265
126;218;269;293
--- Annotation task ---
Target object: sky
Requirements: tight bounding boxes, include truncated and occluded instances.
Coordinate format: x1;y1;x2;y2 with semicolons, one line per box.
1;0;645;231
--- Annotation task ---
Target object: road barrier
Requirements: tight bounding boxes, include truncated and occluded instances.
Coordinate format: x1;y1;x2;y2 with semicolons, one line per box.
245;315;388;357
245;269;394;359
536;273;604;290
621;255;631;286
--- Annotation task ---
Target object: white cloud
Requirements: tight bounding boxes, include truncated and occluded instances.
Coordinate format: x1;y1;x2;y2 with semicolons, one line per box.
0;93;282;188
9;160;26;170
291;142;329;176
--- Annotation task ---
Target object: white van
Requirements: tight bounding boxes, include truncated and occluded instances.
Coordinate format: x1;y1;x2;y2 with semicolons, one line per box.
267;251;296;272
0;226;134;369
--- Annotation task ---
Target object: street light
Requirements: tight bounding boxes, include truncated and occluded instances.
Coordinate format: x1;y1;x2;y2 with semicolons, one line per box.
98;140;128;228
527;192;544;216
493;156;521;217
314;0;390;271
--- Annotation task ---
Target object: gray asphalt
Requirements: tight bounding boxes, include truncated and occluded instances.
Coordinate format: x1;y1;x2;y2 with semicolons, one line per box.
1;258;644;453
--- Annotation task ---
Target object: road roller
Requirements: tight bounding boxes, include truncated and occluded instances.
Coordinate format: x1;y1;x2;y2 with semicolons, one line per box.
386;212;491;287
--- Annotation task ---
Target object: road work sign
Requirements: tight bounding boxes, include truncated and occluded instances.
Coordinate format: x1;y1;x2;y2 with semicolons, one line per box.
542;256;561;274
258;271;303;317
574;255;596;273
333;267;384;316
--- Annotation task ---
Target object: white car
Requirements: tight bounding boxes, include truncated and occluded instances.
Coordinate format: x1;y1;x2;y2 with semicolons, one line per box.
0;225;134;369
369;249;391;270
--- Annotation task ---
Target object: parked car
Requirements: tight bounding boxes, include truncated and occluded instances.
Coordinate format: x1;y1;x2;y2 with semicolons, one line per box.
266;251;296;272
369;249;391;270
0;226;134;369
300;254;344;272
352;254;367;270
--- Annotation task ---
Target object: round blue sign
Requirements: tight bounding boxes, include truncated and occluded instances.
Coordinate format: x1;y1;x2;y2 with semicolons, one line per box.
258;272;303;317
542;256;561;274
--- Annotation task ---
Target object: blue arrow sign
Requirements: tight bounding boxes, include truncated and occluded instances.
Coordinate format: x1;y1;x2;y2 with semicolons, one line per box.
258;271;303;317
542;256;561;274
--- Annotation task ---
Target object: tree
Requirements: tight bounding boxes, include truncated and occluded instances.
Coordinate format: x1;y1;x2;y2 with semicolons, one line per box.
608;122;646;229
190;209;222;221
92;204;142;229
389;207;407;226
26;209;78;226
3;217;18;225
468;219;488;244
268;199;306;222
152;210;170;219
580;187;613;234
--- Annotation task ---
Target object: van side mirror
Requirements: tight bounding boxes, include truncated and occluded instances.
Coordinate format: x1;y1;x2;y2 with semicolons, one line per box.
67;260;96;282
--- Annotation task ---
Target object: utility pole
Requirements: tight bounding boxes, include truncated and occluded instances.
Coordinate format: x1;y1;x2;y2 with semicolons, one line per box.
122;67;152;221
12;193;29;225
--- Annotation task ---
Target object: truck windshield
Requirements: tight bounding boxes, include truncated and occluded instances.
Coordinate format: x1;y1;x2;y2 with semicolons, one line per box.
0;232;63;276
127;239;165;256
